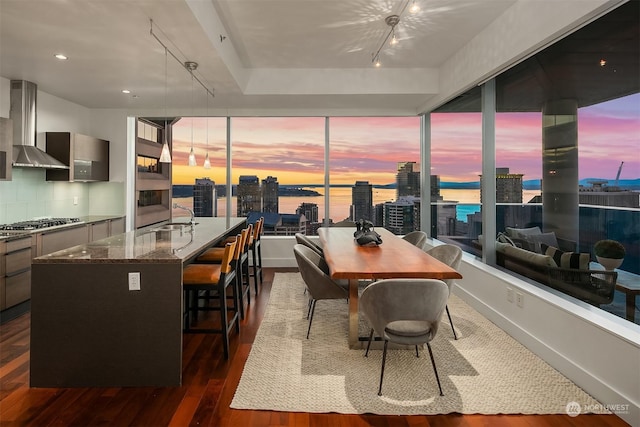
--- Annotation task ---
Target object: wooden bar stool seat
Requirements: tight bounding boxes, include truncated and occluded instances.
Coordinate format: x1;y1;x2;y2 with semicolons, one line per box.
195;225;253;319
249;217;264;294
196;246;225;263
182;238;240;360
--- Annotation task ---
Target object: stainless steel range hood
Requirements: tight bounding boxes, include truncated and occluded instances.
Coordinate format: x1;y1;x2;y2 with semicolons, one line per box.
10;80;69;169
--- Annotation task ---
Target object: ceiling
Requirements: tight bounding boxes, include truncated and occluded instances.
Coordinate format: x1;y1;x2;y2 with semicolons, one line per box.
0;0;518;114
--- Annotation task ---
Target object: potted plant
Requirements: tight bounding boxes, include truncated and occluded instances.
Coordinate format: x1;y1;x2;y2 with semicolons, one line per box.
594;239;625;270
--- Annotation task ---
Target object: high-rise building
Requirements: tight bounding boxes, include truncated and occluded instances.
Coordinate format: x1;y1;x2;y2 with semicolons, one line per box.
384;197;418;235
351;181;373;222
397;162;421;197
237;175;261;216
296;202;318;223
262;176;279;213
480;168;524;203
193;178;216;217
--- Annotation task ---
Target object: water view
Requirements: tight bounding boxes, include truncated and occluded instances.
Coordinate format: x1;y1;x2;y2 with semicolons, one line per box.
173;187;542;222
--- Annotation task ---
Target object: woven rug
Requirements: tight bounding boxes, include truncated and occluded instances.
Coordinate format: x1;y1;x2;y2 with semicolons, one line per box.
231;272;606;415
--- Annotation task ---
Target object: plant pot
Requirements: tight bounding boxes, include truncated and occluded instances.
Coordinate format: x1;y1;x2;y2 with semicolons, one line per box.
596;256;623;270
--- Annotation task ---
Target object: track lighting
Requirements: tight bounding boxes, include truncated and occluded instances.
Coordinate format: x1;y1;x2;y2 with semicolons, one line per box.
390;31;398;46
371;15;399;67
150;19;216;164
186;62;197;167
370;0;420;67
159;46;172;163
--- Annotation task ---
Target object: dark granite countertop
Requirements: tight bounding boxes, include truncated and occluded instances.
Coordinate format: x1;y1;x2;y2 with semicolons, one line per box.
33;217;246;264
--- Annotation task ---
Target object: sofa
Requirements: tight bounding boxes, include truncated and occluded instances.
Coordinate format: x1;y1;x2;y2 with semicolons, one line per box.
495;242;618;306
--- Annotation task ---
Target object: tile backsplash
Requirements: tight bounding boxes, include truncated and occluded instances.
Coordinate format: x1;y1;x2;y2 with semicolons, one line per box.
0;168;124;224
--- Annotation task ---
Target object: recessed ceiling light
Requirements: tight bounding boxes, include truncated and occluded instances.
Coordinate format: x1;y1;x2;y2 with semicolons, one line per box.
54;54;68;60
122;89;131;94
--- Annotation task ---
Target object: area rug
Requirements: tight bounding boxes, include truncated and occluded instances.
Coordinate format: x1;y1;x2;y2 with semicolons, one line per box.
231;272;606;415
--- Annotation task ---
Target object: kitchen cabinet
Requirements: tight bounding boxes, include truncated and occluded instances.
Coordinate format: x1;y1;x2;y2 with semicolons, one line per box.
110;217;125;235
1;236;32;310
89;221;110;242
0;117;12;181
45;132;109;182
38;225;89;256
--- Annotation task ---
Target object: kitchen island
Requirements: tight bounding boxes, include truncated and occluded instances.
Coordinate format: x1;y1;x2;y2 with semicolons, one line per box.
30;217;245;388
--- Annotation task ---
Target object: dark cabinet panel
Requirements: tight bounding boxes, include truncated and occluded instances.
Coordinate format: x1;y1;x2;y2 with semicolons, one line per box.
1;237;32;310
0;117;12;181
45;132;109;182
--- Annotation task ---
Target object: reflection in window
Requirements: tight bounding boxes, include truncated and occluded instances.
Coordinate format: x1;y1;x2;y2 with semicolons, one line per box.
137;155;161;174
430;104;483;253
491;0;639;323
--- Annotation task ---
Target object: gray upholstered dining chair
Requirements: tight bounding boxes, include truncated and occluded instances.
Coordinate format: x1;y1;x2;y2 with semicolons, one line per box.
295;233;323;258
425;244;463;340
402;230;428;250
361;278;449;396
293;244;348;339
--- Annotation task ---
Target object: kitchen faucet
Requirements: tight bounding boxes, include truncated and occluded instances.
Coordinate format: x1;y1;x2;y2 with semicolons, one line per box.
173;203;196;227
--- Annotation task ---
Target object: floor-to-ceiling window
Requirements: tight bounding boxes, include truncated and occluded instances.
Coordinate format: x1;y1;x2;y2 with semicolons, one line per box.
430;87;484;253
329;117;420;233
171;117;227;219
230;117;325;235
489;0;639;323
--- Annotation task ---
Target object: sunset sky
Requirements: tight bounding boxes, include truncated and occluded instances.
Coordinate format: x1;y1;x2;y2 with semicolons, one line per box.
171;93;639;186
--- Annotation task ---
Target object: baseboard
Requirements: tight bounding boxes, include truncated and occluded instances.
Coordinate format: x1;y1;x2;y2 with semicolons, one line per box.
454;284;639;426
0;300;30;325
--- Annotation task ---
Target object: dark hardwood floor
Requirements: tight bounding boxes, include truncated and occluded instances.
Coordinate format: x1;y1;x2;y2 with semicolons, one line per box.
0;268;630;426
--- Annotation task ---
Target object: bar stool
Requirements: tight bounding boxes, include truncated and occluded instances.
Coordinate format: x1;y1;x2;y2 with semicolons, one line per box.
182;238;240;360
249;217;264;294
196;225;252;319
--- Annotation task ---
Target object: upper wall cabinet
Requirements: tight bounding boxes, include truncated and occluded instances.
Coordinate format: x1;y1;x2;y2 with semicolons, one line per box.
0;117;12;181
45;132;109;182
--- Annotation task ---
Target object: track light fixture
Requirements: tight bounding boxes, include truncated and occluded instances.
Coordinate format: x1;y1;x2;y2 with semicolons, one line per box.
371;0;420;67
203;84;211;169
159;46;172;163
150;19;215;165
186;61;197;167
371;15;400;67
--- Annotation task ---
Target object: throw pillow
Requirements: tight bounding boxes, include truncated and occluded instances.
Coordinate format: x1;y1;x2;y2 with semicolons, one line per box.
506;226;542;239
528;232;559;253
542;244;590;270
497;232;516;246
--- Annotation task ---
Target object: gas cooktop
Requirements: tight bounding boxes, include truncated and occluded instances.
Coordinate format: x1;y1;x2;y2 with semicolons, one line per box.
0;217;83;231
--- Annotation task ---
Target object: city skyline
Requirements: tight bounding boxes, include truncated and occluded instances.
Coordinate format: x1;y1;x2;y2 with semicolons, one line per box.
170;93;639;186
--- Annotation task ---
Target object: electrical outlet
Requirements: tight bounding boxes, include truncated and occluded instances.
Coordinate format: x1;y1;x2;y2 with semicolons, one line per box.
507;287;514;303
73;196;78;205
128;272;141;291
516;292;524;308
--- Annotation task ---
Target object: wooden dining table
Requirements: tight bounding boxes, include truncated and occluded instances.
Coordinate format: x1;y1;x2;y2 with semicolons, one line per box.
318;226;463;348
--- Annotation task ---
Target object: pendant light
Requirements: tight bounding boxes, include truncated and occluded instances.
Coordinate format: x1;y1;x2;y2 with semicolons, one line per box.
186;61;197;167
159;47;172;163
203;86;211;169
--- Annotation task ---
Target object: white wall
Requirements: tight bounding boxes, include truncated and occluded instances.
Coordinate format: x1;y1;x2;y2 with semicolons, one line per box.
262;236;640;426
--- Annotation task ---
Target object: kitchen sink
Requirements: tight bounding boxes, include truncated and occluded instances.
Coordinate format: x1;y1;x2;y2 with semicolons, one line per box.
152;222;197;231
